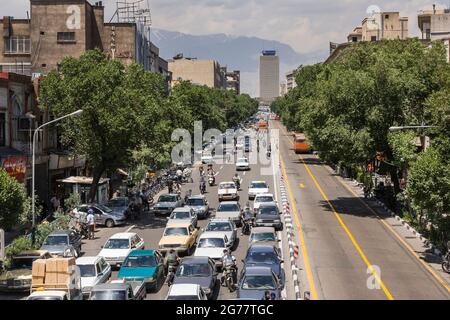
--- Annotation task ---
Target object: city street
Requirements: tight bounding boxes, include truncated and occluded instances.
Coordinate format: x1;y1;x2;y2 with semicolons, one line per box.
273;120;450;300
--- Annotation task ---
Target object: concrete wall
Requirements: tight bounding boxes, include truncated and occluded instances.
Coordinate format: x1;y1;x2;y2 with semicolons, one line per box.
102;23;136;67
30;0;89;74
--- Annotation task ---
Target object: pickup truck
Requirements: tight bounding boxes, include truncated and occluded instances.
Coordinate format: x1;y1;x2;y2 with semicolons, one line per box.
89;280;146;300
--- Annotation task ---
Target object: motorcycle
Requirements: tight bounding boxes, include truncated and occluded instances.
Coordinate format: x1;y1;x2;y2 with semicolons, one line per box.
166;264;178;286
208;175;215;186
233;178;241;190
442;241;450;273
241;217;253;235
200;181;207;194
222;265;237;292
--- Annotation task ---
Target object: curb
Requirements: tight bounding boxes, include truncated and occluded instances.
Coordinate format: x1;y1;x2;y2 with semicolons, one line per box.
279;167;302;300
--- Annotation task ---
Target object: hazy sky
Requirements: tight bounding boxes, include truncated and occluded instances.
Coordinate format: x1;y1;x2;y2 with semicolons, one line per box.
5;0;445;54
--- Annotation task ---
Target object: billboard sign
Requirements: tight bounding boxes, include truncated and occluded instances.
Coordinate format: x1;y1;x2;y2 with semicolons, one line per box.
1;156;27;183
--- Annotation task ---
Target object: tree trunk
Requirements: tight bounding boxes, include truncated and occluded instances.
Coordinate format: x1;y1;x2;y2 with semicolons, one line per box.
88;166;105;203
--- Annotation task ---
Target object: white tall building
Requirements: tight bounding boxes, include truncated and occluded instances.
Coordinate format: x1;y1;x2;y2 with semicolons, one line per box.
259;50;280;102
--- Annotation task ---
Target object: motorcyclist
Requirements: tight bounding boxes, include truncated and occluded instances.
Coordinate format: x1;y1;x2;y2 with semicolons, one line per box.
166;249;181;285
176;167;183;183
221;249;237;286
232;173;241;190
200;175;207;194
183;167;192;181
241;202;254;236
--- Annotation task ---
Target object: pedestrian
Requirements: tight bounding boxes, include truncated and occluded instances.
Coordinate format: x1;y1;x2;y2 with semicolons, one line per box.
168;179;174;194
86;209;96;240
263;291;271;300
50;194;60;213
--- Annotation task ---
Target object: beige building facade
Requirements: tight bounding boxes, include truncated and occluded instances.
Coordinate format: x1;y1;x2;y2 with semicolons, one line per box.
168;57;226;89
418;7;450;40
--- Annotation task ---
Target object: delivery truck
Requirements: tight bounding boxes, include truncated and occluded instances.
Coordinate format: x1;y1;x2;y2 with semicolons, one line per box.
27;257;83;300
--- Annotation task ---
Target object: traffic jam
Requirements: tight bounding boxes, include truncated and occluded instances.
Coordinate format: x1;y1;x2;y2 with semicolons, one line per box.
0;110;293;301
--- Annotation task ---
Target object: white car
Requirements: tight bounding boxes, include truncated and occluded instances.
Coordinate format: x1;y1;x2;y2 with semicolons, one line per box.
165;284;208;300
236;157;250;171
253;193;276;212
204;219;237;249
218;182;239;201
248;181;270;200
98;233;145;268
167;207;198;228
76;256;112;298
194;232;230;268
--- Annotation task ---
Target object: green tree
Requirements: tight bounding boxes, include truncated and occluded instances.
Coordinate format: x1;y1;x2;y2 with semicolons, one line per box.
0;169;28;230
40;50;167;201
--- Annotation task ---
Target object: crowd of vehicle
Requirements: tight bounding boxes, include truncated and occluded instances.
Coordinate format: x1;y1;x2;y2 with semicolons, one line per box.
0;111;288;300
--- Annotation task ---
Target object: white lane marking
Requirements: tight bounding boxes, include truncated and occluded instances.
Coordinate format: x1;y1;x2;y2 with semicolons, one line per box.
243;171;247;176
220;165;224;170
126;225;136;232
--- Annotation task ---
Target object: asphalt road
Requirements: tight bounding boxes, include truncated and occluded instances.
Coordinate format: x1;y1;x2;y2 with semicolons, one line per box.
29;128;293;301
273;120;450;300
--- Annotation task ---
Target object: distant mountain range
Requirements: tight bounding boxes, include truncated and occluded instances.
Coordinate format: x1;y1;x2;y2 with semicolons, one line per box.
150;28;327;96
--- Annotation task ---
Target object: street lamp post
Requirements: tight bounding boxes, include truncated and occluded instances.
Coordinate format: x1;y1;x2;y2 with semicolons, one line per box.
389;125;437;132
31;109;83;243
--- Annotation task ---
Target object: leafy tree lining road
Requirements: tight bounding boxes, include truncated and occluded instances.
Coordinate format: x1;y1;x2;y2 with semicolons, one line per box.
271;39;450;248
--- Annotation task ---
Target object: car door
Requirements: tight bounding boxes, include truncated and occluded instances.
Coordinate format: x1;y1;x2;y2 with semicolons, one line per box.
191;209;198;227
188;225;197;248
99;258;111;283
92;207;105;225
155;252;164;279
94;261;102;285
134;235;145;249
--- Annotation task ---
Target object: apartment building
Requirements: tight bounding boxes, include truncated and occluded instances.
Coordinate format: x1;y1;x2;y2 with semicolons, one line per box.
259;50;280;103
418;6;450;40
168;55;226;89
286;69;297;92
0;0;169;78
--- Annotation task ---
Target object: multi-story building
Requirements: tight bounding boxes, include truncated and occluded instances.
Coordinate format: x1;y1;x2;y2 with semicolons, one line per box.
418;6;450;40
259;50;279;103
0;0;169;78
328;10;408;63
226;70;240;95
286;69;297;92
168;55;226;89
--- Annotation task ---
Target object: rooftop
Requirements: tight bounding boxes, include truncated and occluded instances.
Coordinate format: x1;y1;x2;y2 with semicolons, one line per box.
107;232;137;240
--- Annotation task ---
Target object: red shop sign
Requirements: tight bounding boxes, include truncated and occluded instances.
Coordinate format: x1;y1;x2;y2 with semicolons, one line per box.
1;156;27;183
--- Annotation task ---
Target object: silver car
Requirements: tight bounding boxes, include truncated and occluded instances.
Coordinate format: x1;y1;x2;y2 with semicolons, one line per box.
151;194;184;216
72;204;126;228
215;201;242;227
167;207;198;228
203;219;237;249
185;195;210;219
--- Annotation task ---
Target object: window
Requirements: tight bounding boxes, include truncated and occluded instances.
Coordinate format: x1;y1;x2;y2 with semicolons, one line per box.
57;32;76;43
4;36;31;54
352;37;358;42
371;36;377;42
385;14;389;19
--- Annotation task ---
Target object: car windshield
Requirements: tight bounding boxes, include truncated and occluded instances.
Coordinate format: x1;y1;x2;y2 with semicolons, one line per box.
187;199;205;206
43;235;68;246
251;233;276;242
10;257;38;269
171;212;191;219
237;158;247;163
247;250;279;264
241;275;276;290
220;183;235;189
258;206;278;216
79;265;96;277
176;263;211;277
250;182;268;189
256;196;274;203
159;195;177;202
218;204;239;212
164;227;188;236
123;255;157;268
90;290;126;300
96;204;113;213
167;295;199;300
104;239;130;249
198;238;225;248
206;222;232;232
107;198;128;208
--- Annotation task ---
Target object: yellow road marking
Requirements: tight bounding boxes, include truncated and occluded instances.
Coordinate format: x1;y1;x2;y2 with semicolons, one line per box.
299;155;394;300
299;183;306;189
332;172;450;295
280;156;319;300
